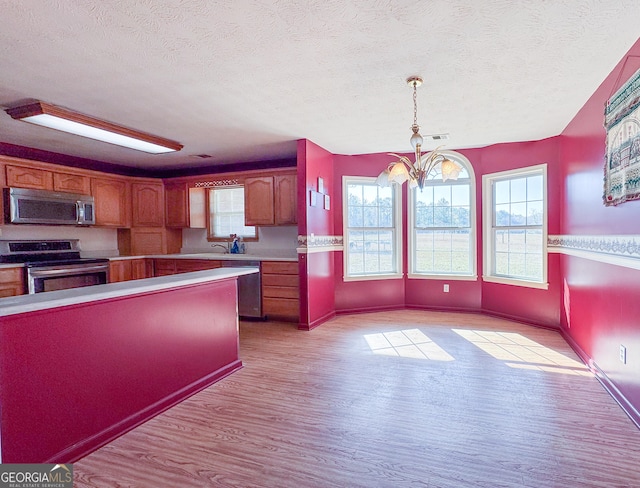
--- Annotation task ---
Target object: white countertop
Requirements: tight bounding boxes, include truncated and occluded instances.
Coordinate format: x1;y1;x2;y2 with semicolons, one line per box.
0;267;258;317
109;253;297;262
0;253;297;268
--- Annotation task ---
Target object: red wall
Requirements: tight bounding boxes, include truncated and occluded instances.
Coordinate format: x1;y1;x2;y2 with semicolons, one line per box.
559;38;640;422
474;140;562;328
0;279;242;463
331;142;562;328
299;38;640;422
297;140;336;329
332;153;408;313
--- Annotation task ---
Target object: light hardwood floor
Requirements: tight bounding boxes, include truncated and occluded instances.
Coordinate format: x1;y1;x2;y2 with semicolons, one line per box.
74;310;640;487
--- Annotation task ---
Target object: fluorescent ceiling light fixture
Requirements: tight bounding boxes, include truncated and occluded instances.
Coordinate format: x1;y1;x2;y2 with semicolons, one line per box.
5;101;183;154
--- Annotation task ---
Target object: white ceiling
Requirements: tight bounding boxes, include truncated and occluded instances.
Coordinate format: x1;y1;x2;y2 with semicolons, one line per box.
0;1;639;172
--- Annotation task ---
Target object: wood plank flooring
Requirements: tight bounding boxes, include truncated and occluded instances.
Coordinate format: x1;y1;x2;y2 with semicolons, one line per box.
73;310;640;487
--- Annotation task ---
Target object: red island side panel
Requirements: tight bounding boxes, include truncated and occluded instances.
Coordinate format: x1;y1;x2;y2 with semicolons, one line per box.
0;277;242;463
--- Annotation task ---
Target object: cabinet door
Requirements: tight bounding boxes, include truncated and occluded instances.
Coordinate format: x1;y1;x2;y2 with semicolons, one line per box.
164;182;188;228
132;182;164;227
0;267;24;297
6;165;53;190
131;228;166;255
131;259;148;280
109;260;132;283
275;174;297;225
92;178;130;227
188;187;206;228
244;177;274;226
154;259;176;276
53;172;91;194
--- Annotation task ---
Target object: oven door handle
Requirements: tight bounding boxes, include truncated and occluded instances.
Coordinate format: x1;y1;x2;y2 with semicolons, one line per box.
28;264;110;277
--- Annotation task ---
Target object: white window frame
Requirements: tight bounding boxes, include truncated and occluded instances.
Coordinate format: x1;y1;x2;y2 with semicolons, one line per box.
408;151;477;280
342;176;402;281
207;185;257;241
482;164;548;289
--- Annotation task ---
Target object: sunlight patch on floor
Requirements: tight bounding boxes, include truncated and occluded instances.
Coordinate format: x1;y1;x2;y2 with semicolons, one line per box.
452;329;592;376
364;329;454;361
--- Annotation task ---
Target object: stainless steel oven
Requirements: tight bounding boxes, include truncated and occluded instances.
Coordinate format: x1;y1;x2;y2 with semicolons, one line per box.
26;260;109;294
0;239;109;294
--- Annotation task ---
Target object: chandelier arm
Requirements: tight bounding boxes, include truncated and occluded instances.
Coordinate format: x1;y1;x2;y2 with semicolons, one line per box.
388;153;418;172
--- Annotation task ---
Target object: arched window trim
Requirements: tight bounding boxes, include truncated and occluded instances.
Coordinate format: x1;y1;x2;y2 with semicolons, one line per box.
407;150;478;280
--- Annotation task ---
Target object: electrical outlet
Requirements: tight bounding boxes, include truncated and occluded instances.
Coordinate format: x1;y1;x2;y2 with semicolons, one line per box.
620;345;627;364
443;284;449;293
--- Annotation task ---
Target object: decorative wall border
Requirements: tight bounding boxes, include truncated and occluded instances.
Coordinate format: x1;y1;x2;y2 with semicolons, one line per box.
548;234;640;271
194;179;239;187
297;235;344;254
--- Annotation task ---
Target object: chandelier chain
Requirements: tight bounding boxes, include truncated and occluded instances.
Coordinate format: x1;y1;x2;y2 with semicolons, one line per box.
412;81;418;128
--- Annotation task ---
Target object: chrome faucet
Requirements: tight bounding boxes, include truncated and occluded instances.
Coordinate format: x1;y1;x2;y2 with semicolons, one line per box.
210;243;229;254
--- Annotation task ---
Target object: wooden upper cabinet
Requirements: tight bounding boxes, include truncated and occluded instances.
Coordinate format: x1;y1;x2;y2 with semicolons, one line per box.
91;177;130;227
275;174;297;225
164;182;188;228
188;187;206;228
53;172;91;194
132;182;164;227
244;173;297;227
244;176;275;226
6;165;53;190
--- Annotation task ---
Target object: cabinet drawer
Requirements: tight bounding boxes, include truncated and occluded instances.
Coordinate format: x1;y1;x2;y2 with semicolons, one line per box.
262;274;299;288
263;297;299;318
0;267;24;282
175;260;222;273
263;285;299;299
262;261;298;274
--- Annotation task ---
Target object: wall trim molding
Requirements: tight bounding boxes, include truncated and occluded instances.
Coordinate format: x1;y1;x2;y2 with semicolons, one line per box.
548;234;640;270
297;235;343;254
560;329;640;430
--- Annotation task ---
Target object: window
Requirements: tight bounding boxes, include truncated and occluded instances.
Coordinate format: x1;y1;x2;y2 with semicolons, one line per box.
343;176;402;280
482;164;547;288
207;186;256;240
408;151;476;279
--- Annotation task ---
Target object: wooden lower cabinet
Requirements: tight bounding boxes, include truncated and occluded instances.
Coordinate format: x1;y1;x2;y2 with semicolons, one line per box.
261;261;299;321
131;259;150;280
0;267;25;298
109;260;130;283
153;259;177;277
175;260;222;273
109;259;149;283
154;259;222;277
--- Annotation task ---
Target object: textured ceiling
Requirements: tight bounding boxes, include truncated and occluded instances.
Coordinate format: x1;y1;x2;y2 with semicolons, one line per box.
0;1;639;171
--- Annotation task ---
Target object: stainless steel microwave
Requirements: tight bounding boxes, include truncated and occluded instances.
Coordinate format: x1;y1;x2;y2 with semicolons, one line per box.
4;187;96;225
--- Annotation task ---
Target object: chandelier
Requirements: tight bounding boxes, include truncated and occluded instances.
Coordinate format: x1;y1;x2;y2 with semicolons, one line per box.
376;76;462;190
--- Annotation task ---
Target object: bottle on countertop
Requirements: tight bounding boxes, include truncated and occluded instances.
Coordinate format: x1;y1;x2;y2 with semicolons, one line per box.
231;237;239;254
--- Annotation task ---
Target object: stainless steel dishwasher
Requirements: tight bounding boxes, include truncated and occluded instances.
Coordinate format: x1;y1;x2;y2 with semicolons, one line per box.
222;260;262;319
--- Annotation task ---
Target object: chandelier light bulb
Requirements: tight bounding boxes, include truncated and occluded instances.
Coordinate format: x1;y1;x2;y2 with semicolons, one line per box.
410;130;423;149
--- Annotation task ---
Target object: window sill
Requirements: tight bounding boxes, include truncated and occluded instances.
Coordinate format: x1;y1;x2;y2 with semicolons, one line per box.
343;273;403;282
407;273;478;281
482;275;549;290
